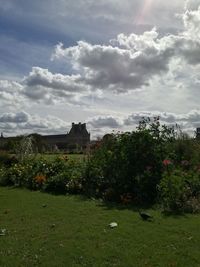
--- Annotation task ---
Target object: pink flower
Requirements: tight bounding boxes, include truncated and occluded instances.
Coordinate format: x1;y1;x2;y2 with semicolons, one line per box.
163;159;172;166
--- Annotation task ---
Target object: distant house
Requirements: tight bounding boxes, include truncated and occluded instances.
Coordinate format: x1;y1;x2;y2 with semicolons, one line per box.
0;122;90;152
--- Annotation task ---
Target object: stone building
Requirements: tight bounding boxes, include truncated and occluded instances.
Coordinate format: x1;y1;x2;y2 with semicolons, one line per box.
42;122;90;151
0;122;90;152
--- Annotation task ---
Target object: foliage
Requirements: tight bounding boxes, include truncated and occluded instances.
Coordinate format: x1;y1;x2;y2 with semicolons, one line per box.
43;172;70;194
83;117;175;204
0;155;85;195
1;117;200;213
0;151;18;167
159;169;200;213
0;167;10;186
167;134;200;166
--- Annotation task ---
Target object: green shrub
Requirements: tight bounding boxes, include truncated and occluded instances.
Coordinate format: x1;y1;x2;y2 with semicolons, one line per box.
0;156;86;193
43;172;69;194
167;138;200;166
43;160;85;194
0;166;12;186
0;151;10;164
0;151;18;167
66;178;83;194
158;170;200;213
83;118;175;204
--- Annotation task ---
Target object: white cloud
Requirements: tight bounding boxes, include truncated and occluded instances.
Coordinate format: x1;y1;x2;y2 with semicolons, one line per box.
1;109;200;138
0;67;95;108
124;110;200;136
2;1;200;137
52;36;172;93
0;111;70;136
0;80;22;93
51;6;200;94
83;110;200;138
24;67;83;93
0;80;25;108
185;0;200;11
22;67;89;105
1;4;200;106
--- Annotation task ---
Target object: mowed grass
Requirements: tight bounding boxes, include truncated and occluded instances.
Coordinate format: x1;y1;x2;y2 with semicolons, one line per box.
1;187;200;267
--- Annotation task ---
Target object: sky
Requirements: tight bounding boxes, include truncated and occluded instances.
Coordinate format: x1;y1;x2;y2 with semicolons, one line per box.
1;0;200;138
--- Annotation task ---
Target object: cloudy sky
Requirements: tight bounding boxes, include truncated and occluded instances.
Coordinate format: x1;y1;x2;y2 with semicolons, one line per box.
1;0;200;138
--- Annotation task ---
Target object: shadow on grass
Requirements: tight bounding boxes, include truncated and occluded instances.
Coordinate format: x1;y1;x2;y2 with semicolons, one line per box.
161;209;188;218
73;194;155;212
0;186;191;219
96;200;150;212
73;194;189;220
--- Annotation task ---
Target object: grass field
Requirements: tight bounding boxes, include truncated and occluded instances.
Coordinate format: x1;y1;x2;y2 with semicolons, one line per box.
1;187;200;267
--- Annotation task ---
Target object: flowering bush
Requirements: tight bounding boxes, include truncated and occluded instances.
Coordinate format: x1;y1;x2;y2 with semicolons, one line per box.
0;163;27;187
0;156;85;194
0;151;18;167
163;159;172;166
34;174;46;185
83;118;175;204
1;118;200;213
158;170;200;213
66;178;83;194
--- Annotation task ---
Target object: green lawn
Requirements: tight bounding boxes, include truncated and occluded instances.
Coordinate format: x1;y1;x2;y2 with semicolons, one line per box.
0;187;200;267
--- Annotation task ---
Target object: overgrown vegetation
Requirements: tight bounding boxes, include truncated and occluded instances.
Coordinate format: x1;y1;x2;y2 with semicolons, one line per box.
1;117;200;213
83;118;200;212
0;154;84;195
83;118;173;203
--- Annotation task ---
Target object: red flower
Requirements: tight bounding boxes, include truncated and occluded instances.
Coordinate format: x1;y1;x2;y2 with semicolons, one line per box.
163;159;172;166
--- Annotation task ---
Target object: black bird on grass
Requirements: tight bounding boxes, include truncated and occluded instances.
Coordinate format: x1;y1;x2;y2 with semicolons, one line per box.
139;211;153;221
